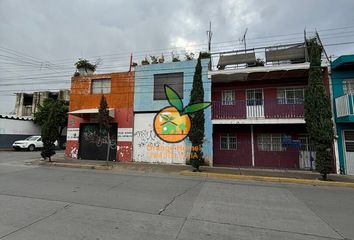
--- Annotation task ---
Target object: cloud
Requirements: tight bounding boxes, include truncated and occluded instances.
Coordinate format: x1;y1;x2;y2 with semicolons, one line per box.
0;0;354;113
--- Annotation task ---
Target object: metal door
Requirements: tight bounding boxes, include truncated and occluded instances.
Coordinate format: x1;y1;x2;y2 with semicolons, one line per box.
298;135;316;170
246;89;264;118
344;130;354;175
78;123;117;161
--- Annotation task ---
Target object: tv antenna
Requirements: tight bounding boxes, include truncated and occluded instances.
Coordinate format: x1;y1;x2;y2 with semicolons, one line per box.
239;28;248;50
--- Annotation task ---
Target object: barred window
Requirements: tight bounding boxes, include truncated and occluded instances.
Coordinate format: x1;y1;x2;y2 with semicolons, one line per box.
277;88;304;104
92;78;111;94
222;90;235;105
220;134;237;150
343;79;354;94
257;134;284;151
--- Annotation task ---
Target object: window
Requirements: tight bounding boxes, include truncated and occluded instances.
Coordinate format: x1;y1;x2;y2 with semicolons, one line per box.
257;134;284;151
277;88;304;104
343;79;354;94
298;134;315;151
246;89;263;106
344;131;354;152
92;79;111;94
154;72;183;100
220;134;237;150
222;90;235;105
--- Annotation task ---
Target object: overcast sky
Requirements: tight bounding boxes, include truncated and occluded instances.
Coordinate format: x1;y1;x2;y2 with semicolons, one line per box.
1;0;354;114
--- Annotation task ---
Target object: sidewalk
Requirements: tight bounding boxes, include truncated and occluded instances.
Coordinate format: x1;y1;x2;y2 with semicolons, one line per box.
31;155;354;188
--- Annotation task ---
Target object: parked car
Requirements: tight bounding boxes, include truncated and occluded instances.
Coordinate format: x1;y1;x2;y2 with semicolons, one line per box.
12;136;58;151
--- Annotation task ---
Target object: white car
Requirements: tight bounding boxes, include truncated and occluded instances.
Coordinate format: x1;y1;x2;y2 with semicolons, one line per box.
12;136;58;151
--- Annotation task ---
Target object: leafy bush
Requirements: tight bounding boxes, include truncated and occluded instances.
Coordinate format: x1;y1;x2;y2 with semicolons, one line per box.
75;58;96;71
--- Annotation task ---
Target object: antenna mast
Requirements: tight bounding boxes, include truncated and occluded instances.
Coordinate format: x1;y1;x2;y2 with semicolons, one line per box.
206;21;213;53
240;28;248;50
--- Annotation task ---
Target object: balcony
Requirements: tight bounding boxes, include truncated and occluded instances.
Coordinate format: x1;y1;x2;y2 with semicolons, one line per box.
335;94;354;121
212;100;304;123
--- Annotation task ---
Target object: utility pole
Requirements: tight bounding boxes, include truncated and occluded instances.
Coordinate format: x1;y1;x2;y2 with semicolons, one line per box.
206;21;213;70
129;53;133;72
315;30;330;63
206;21;213;53
240;28;248;50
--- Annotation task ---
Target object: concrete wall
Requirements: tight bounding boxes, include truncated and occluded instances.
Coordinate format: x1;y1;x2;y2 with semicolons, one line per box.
133;59;213;165
0;118;41;148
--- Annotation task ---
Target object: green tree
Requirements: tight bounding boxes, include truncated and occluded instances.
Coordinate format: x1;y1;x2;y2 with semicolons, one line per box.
97;95;111;166
188;53;207;171
34;98;68;148
40;107;58;161
304;38;334;180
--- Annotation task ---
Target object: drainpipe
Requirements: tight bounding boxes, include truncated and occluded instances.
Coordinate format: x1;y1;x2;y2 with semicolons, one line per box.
251;125;255;167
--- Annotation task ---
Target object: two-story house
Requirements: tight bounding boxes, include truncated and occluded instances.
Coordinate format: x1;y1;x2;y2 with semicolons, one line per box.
210;43;330;169
332;54;354;175
133;59;212;165
65;71;134;161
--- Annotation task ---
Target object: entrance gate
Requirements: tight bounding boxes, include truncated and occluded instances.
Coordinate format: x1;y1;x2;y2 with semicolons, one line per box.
78;123;117;161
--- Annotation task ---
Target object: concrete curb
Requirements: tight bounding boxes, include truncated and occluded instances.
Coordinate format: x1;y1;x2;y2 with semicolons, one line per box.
36;161;113;170
180;170;354;188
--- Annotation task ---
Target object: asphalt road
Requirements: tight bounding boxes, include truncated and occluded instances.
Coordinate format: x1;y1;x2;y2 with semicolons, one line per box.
0;151;353;240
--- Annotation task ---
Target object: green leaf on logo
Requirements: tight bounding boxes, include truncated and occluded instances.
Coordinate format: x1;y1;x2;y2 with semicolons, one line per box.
160;114;170;121
164;85;183;111
183;102;211;114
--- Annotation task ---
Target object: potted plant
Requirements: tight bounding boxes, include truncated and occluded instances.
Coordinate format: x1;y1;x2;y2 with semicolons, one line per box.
150;55;158;64
158;54;165;63
185;52;195;60
171;52;180;62
141;57;150;65
75;58;96;76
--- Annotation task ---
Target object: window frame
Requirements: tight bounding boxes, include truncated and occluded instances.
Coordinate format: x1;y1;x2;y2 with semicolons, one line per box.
257;133;284;152
91;78;111;94
222;90;235;105
153;72;184;100
220;134;237;150
344;130;354;152
277;87;305;104
246;89;263;106
343;79;354;95
298;134;315;152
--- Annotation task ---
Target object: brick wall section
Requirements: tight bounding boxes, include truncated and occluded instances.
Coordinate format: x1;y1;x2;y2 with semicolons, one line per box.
69;72;134;111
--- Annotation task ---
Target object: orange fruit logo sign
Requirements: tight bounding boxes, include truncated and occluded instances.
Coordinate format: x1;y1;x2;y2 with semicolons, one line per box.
154;85;211;143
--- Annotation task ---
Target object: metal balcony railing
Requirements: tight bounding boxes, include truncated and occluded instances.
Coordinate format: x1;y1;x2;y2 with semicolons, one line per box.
335;94;354;117
212;100;304;119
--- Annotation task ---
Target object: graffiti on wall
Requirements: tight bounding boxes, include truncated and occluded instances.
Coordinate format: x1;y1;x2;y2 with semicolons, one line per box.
70;147;78;159
82;125;117;149
133;114;186;164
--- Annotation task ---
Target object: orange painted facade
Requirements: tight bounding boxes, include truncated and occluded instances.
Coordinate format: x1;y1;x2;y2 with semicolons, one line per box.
65;72;134;162
69;72;134;111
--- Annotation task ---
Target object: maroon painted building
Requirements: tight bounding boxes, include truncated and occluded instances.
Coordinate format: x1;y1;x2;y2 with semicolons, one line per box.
210;43;329;169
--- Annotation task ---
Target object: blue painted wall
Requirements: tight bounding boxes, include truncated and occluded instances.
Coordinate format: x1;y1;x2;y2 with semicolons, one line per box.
134;59;213;164
331;54;354;173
